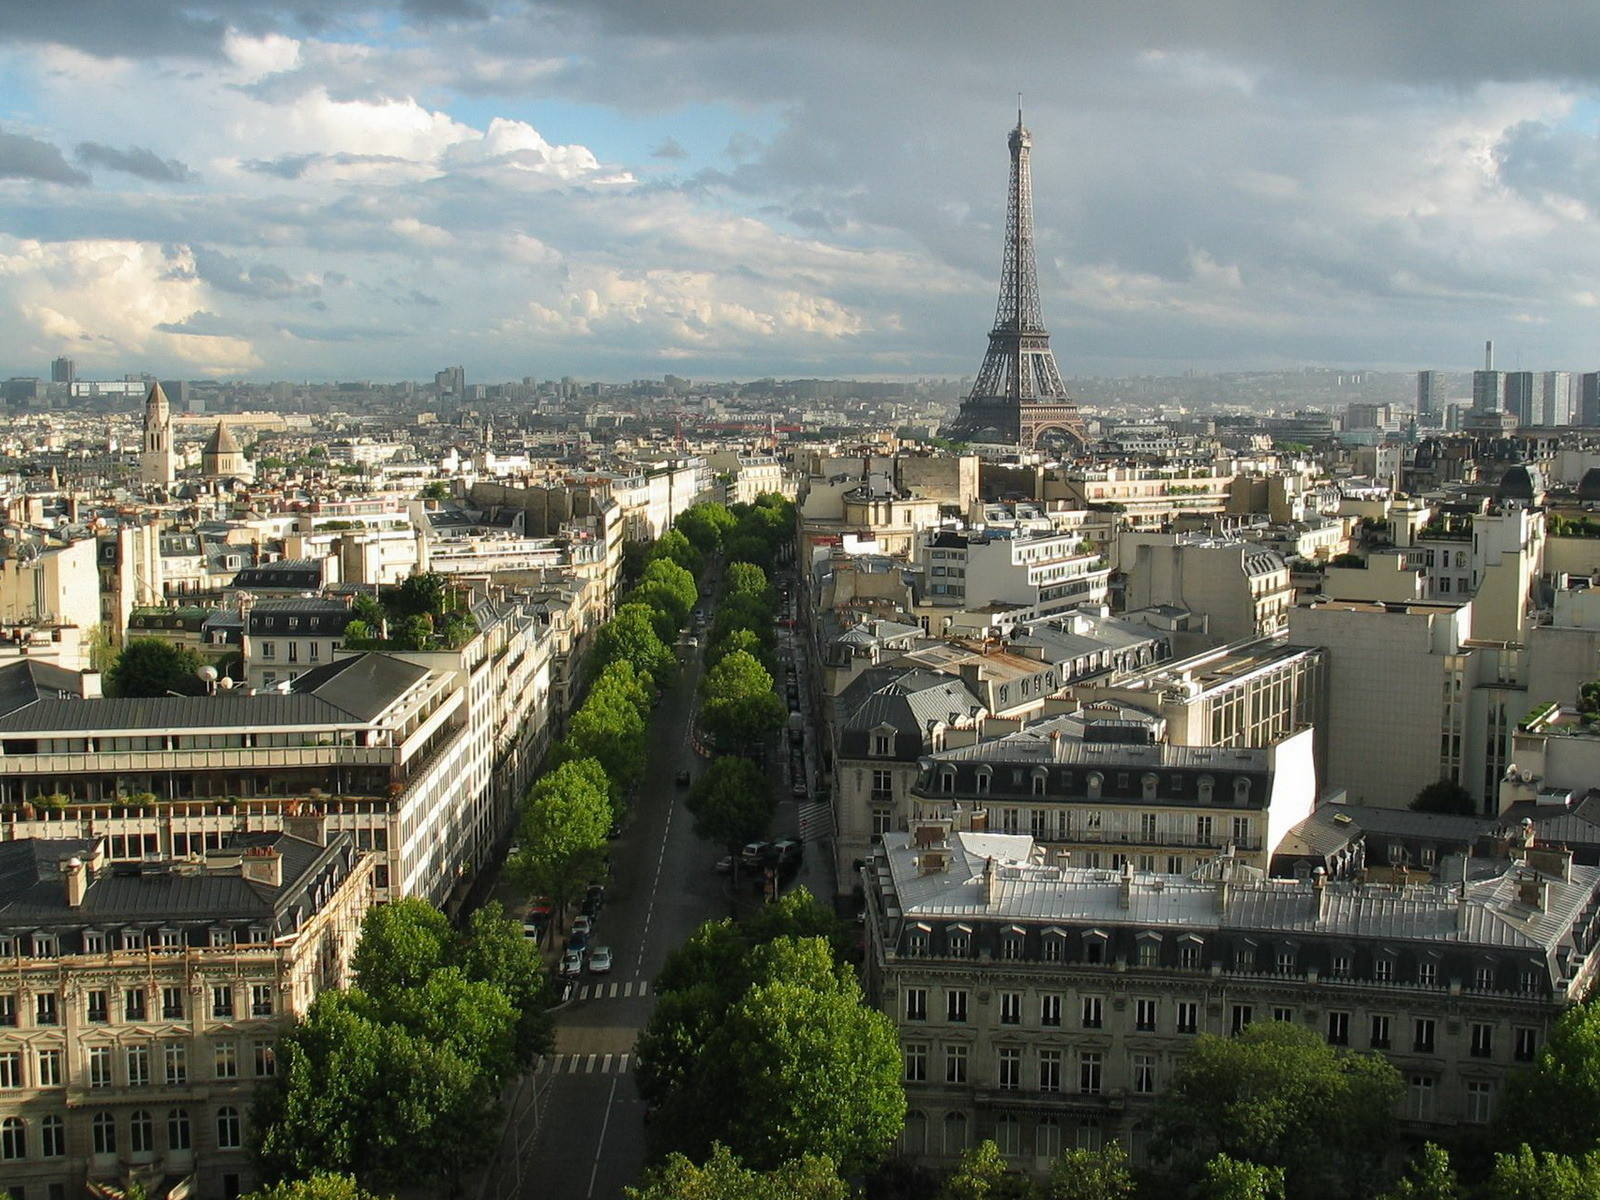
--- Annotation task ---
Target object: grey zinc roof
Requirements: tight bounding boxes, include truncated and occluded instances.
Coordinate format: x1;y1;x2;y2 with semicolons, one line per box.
837;668;985;735
930;712;1268;772
883;831;1600;954
0;661;86;719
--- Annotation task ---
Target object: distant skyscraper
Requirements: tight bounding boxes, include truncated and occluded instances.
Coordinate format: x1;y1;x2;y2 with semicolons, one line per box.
1472;341;1505;413
944;111;1087;449
50;356;74;385
434;366;465;397
1416;370;1442;419
1581;373;1600;427
1504;371;1535;426
1540;371;1573;426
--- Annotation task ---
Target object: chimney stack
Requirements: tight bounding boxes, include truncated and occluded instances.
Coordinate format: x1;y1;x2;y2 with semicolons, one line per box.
63;856;87;908
241;845;283;889
1119;860;1134;909
1312;865;1328;922
982;856;998;905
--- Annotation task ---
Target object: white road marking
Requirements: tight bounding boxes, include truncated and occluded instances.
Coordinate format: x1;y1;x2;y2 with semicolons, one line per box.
585;1073;622;1198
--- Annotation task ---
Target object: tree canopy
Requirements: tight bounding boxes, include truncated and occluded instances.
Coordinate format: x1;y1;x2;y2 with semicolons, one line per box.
1409;778;1476;816
511;757;612;914
593;603;677;685
1484;1146;1600;1200
625;1144;847;1200
1498;1003;1600;1158
105;637;207;697
699;650;785;753
1152;1021;1402;1200
244;1174;396;1200
673;503;739;555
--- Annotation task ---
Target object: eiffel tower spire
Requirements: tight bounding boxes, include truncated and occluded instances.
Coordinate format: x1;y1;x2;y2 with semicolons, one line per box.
945;112;1087;449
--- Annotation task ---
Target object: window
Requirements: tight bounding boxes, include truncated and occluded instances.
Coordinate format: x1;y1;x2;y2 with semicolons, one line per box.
871;768;893;795
1133;1054;1157;1095
41;1114;64;1157
121;929;145;951
165;1043;188;1085
946;990;968;1023
254;1042;276;1077
947;929;969;957
1001;935;1024;962
1470;1023;1493;1058
86;989;108;1023
1136;999;1157;1031
1000;992;1021;1026
168;1107;192;1151
37;1048;61;1086
998;1047;1020;1090
1039;1049;1062;1092
216;1106;242;1150
1414;1018;1436;1054
260;641;275;659
1331;953;1351;978
89;1045;112;1087
35;992;58;1025
1179;942;1201;970
904;988;927;1022
1085;936;1106;964
130;1109;154;1154
1176;1002;1199;1034
1196;815;1213;843
127;1043;151;1087
905;929;928;956
92;1110;116;1154
943;1112;969;1155
994;1112;1021;1157
1137;940;1159;968
1370;1015;1391;1049
1042;933;1063;963
975;771;990;795
214;1042;238;1079
1037;1116;1062;1160
1231;1005;1253;1035
1466;1081;1495;1124
251;985;275;1017
1276;947;1296;974
0;994;13;1027
162;986;185;1020
32;931;57;957
1514;1028;1538;1062
0;1051;18;1088
1081;996;1103;1029
1079;1051;1102;1095
1234;944;1254;972
1041;994;1062;1027
212;985;235;1019
1474;964;1495;991
872;808;892;836
1327;1011;1350;1046
945;1044;968;1084
1409;1074;1436;1121
903;1043;927;1083
1;1116;24;1161
1232;816;1251;844
124;987;147;1021
1272;1006;1294;1024
1418;960;1437;987
1374;957;1393;983
158;929;183;953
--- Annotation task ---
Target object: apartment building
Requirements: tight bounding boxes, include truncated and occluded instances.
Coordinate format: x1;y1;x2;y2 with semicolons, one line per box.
1122;534;1293;643
1052;467;1234;533
864;823;1600;1172
243;598;355;689
917;529;1111;617
906;707;1316;877
0;829;372;1199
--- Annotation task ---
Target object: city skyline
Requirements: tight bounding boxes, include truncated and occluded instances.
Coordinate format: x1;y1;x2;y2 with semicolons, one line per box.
0;2;1599;383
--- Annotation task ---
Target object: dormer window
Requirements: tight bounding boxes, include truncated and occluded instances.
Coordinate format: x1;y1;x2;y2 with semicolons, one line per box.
1083;930;1109;964
1197;775;1214;803
1233;777;1252;804
947;925;971;958
1031;769;1048;796
1086;772;1103;801
31;932;57;958
873;733;892;756
975;768;991;795
940;769;956;793
1141;774;1159;801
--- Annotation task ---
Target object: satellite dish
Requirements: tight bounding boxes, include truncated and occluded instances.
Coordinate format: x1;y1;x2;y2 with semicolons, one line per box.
218;677;235;690
196;665;219;683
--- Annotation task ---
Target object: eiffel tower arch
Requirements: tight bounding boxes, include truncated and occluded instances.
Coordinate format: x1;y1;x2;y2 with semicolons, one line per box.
944;114;1088;450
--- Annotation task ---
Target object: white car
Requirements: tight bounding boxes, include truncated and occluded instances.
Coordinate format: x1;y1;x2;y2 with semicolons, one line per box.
571;915;593;937
588;946;613;974
559;950;583;978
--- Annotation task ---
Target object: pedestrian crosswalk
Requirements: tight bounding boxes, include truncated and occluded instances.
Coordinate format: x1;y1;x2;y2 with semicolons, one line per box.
798;799;834;843
571;979;650;1001
537;1052;632;1076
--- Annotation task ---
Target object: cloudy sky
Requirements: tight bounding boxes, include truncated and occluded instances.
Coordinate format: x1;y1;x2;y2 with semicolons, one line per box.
0;1;1598;383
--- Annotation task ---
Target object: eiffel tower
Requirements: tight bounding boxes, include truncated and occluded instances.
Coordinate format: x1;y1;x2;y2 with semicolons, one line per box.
944;112;1088;449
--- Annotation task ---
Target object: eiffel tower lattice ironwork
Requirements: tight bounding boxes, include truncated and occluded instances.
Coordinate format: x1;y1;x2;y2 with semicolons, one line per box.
944;112;1088;449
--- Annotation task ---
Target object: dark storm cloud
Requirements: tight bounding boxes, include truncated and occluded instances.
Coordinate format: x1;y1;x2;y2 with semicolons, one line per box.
1495;120;1600;208
76;143;193;182
193;247;321;299
0;128;88;186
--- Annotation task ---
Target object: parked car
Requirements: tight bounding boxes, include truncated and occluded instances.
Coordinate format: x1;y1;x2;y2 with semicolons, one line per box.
560;950;584;978
521;916;546;941
791;780;808;798
571;915;592;937
566;930;589;954
715;854;734;874
676;769;692;786
588;946;613;974
773;838;804;866
740;840;771;868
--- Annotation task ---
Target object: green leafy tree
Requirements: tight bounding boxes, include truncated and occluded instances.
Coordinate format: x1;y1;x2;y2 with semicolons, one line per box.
1498;1003;1600;1157
244;1175;395;1200
456;902;555;1063
566;688;648;796
674;503;738;555
651;528;705;576
105;637;207;697
700;650;785;752
1041;1143;1136;1200
706;628;777;678
1484;1146;1600;1200
939;1140;1032;1200
351;592;385;625
1378;1144;1458;1200
420;481;450;500
634;581;693;632
626;1144;847;1200
723;561;770;601
641;558;699;619
685;755;775;852
359;967;517;1082
393;613;434;650
513;758;612;916
1410;779;1476;816
392;571;449;618
349;898;453;1006
712;593;778;651
1152;1022;1402;1200
251;992;495;1190
1198;1155;1286;1200
593;604;677;684
587;658;654;720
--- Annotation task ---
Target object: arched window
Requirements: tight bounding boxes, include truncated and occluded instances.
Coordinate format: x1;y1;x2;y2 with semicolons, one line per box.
1036;1115;1062;1160
940;769;956;793
216;1106;242;1150
943;1111;969;1154
994;1113;1021;1156
1196;775;1214;803
0;1116;24;1160
1234;777;1252;803
129;1109;154;1154
975;768;991;794
1086;772;1103;801
92;1111;116;1155
167;1108;192;1152
901;1110;927;1156
1141;773;1159;800
37;1113;63;1158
